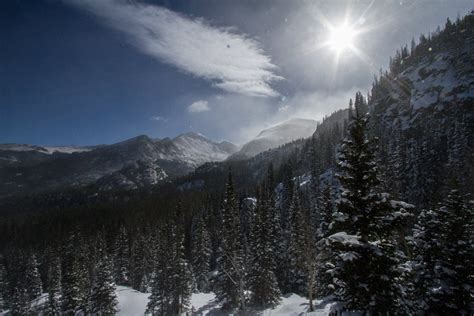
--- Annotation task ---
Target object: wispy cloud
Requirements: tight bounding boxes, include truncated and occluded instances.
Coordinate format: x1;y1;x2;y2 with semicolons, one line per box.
188;100;210;113
67;0;282;97
150;115;168;122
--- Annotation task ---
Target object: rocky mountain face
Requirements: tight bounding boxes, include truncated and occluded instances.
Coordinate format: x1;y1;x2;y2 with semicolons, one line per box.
369;15;474;207
0;133;237;197
230;118;317;160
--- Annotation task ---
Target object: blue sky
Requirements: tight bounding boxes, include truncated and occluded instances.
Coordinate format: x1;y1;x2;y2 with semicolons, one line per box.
1;0;472;146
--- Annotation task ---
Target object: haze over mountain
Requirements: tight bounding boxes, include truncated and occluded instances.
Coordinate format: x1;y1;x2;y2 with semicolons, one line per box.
230;118;317;159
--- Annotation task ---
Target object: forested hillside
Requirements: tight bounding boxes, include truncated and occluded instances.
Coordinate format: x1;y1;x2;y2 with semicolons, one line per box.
0;12;473;316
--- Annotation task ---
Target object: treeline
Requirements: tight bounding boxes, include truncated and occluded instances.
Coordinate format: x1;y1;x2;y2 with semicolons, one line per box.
1;93;471;315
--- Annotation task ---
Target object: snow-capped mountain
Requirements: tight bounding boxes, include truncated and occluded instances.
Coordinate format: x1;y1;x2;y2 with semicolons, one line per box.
0;133;237;196
155;132;238;168
230;118;317;159
0;144;92;155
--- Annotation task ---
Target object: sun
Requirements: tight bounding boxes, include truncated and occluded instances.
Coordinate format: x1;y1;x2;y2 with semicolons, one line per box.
327;23;356;53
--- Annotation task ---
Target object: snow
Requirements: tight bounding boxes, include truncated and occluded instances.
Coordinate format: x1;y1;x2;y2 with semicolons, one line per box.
328;232;361;246
0;143;92;154
113;287;336;316
158;132;236;167
116;286;148;316
5;287;339;316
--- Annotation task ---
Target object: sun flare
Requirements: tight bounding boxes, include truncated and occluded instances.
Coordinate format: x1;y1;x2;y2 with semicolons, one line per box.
328;23;356;53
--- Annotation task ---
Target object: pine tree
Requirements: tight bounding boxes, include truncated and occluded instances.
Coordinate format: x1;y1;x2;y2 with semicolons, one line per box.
25;253;42;301
0;259;7;312
328;93;413;313
191;211;211;292
130;232;147;291
248;187;281;308
11;286;30;315
413;190;473;314
411;209;441;312
61;232;88;314
147;204;192;315
147;224;172;315
215;171;246;311
314;186;335;299
169;203;192;315
90;255;118;315
113;225;130;286
284;189;308;295
45;256;61;315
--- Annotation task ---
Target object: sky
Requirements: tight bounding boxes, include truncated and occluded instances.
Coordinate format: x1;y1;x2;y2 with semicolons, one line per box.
0;0;472;146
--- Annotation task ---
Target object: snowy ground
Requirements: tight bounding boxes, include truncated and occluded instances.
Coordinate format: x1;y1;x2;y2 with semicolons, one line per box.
1;287;335;315
116;286;336;316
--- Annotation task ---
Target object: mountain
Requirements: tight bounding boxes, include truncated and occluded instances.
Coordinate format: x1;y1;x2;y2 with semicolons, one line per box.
0;133;237;197
369;15;474;207
230;118;317;160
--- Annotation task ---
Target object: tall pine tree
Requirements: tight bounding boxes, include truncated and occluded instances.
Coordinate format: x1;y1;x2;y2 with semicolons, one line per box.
45;256;61;315
248;187;281;308
328;93;413;313
90;234;118;315
191;210;211;293
412;190;473;314
113;225;130;286
215;171;246;311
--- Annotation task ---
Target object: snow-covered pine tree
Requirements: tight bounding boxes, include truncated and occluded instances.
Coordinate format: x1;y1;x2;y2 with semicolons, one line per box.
215;171;246;311
169;204;192;315
314;186;335;299
147;223;173;315
90;254;118;315
329;92;413;313
248;187;281;308
25;253;42;301
284;188;308;295
191;210;211;292
264;163;282;272
89;232;118;315
130;231;147;291
61;232;88;314
44;255;61;315
113;225;130;286
11;286;30;315
147;204;192;315
413;190;473;314
411;208;441;312
435;190;473;314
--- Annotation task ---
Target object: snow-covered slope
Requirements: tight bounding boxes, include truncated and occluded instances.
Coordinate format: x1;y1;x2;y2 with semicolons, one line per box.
230;118;317;159
157;132;238;168
18;286;337;316
113;287;336;316
0;144;92;154
369;29;474;206
96;160;168;191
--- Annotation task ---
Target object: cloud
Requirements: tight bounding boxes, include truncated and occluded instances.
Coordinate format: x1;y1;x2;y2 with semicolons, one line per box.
150;115;168;122
67;0;282;97
188;100;210;113
187;87;364;145
278;104;290;112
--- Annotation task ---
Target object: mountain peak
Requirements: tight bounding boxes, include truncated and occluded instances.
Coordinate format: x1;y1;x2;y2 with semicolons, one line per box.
231;118;317;159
